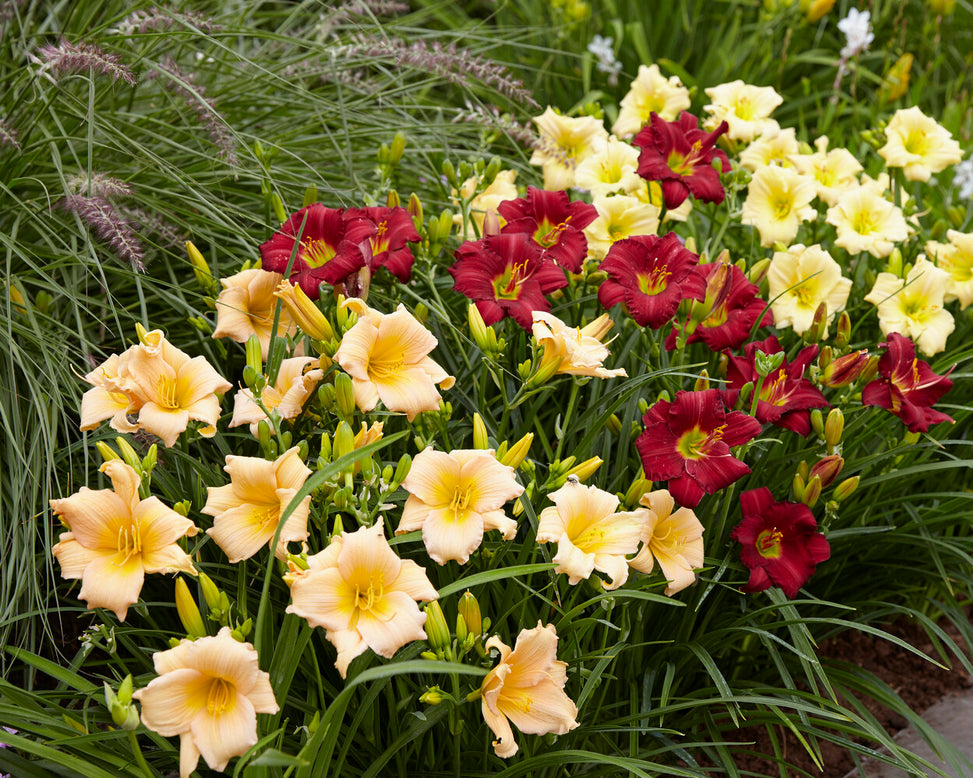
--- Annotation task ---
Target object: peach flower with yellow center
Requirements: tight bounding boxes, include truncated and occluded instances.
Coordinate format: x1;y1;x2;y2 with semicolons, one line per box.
878;106;963;182
133;628;278;778
212;268;297;359
229;356;324;436
531;311;627;379
79;351;142;435
285;524;438;678
628;490;704;596
397;448;523;565
51;460;197;621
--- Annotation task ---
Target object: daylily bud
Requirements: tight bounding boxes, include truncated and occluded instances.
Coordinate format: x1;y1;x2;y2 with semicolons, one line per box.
498;432;533;469
809;455;844;488
606;414;622;435
691;261;733;327
817;345;833;370
424;600;450;652
927;0;955;14
482;208;501;237
275;280;335;342
753;349;786;378
458;591;482;638
566;456;603;482
318;383;336;412
198;572;221;611
135;322;150;345
947;206;965;228
96;441;120;462
802;475;822;508
8;282;26;314
257;420;272;451
747;257;771;285
335;372;356;420
386;189;401;209
810;408;825;437
408;192;423;226
802;0;836;23
455;613;468;644
624;476;651;508
824;408;844;450
185;241;215;291
834;311;851;349
236;618;253;638
886;247;903;277
175;577;207;639
517;359;532;382
387;132;405;165
737;381;754;409
426;215;440;245
792;472;806;502
833;475;860;502
820;350;870;387
141;445;158;474
796;460;809;482
246;334;263;377
419;687;445;705
929;219;948;241
420;651;439;662
528;349;563;387
468;303;492;353
803;302;828;344
381;464;394;483
473;413;489;449
438;210;453;242
333;421;355;461
415;302;429;325
393;454;412;487
302;185;318;207
271;193;287;225
694;369;710;392
494;441;508;461
637;398;649;415
115;437;143;474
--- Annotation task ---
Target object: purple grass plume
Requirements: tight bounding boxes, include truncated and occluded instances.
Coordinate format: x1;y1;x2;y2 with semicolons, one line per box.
37;39;136;85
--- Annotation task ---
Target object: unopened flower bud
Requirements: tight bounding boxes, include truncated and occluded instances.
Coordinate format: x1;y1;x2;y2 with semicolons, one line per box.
419;686;445;704
335;372;356;419
499;433;533;469
408;192;423;225
694;369;710;392
517;359;532;382
792;472;806;502
115;437;143;474
753;349;786;378
803;302;828;345
271;193;287;225
637;398;650;415
185;241;215;290
472;413;489;449
175;577;207;639
802;475;822;508
810;408;825;436
414;302;429;325
860;355;880;383
886;247;903;277
199;572;221;611
747;257;771;285
817;345;833;370
820;350;870;387
458;591;482;638
824;408;844;450
245;334;263;376
566;456;603;482
833;475;860;502
810;455;844;488
96;441;120;462
796;460;809;482
257;420;272;451
386;189;401;209
424;600;450;652
527;349;562;387
318;383;336;412
393;454;412;487
468;304;492;352
624;476;651;508
606;414;622;435
302;184;318;207
275;280;335;342
929;219;948;241
333;421;355;462
438;210;453;242
455;612;468;644
947;205;965;228
482;209;501;237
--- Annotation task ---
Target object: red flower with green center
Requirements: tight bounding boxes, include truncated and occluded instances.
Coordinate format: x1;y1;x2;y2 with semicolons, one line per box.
597;232;706;329
260;204;376;299
665;262;772;351
731;487;830;598
635;389;763;509
721;336;829;435
633;112;731;209
497;187;597;273
346;206;421;282
449;233;568;330
861;333;954;433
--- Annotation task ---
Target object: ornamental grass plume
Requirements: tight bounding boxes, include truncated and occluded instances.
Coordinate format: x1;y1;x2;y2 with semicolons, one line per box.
133;628;278;778
530;107;609;190
878;106;963;181
766;243;852;336
212;269;297;359
60;194;147;272
397;448;523;564
740;165;817;247
530;311;628;379
612;64;691;138
479;622;579;758
202;447;312;563
628;489;705;596
285;524;438;677
537;480;645;590
229;356;324;435
333;299;455;420
702;80;782;143
37;38;136;84
51;460;198;621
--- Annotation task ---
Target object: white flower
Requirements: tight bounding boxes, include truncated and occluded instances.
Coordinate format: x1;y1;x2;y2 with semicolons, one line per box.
837;9;874;59
953;158;973;200
587;35;622;82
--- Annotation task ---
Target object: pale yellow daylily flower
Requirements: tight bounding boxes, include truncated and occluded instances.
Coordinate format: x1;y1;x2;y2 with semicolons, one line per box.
51;460;197;621
825;183;911;258
480;622;579;758
865;258;955;356
286;523;438;677
133;628;278;778
628;490;704;596
333;300;454;422
926;230;973;308
452;169;519;240
767;244;852;336
739;126;800;172
229;356;324;436
703;80;782;143
531;311;627;379
202;447;312;563
612;64;691;138
740;166;817;248
212;269;297;359
398;448;523;564
636;180;693;222
574;136;642;196
789;136;863;206
537;480;644;590
585;194;660;259
116;329;232;447
878;106;963;182
79;351;142;434
530;107;608;190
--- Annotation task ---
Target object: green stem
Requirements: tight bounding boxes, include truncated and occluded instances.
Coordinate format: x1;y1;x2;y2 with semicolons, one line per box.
127;730;153;778
554;381;580;461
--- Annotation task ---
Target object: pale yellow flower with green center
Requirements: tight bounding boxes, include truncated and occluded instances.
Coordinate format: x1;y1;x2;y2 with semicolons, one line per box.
789;136;863;206
825;183;911;258
740;166;817;248
703;80;782;142
585;194;660;259
878;106;963;182
51;460;197;621
925;230;973;308
537;480;644;590
767;243;852;335
574;136;642;196
531;311;627;379
132;628;278;778
212;269;297;359
612;64;691;138
530;107;608;190
202;447;312;563
285;524;438;677
628;490;704;596
739;126;800;172
865;258;955;356
398;448;523;564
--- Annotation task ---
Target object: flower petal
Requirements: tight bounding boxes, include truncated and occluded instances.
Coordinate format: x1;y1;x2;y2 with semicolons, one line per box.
355;589;427;659
134;667;209;736
421;506;485;565
190;693;258;772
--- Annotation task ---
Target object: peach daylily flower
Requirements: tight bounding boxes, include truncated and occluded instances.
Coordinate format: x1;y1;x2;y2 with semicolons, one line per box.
229;356;324;436
79;351;141;434
51;460;197;621
397;448;523;564
202;447;312;563
628;490;704;596
212;269;297;359
285;524;438;677
133;628;278;778
612;64;691;138
531;311;627;379
740;165;817;248
333;300;455;422
878;106;963;182
480;622;579;758
116;329;232;447
537;480;644;590
767;243;852;336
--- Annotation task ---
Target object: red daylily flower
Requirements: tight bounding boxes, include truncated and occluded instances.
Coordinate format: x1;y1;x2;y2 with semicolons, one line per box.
732;487;831;598
861;333;955;433
635;389;763;509
497;187;597;273
597;232;705;329
449;233;568;330
260;204;376;299
633;112;731;209
665;262;772;352
721;336;829;436
346;206;421;282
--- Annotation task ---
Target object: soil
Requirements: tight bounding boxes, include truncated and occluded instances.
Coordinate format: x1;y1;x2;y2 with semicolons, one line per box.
730;614;973;777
